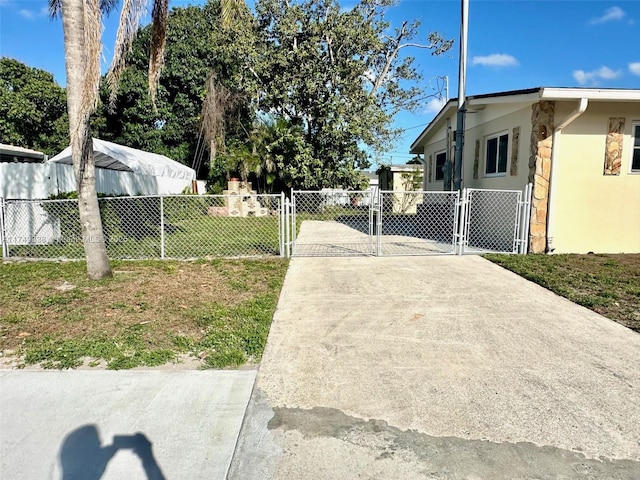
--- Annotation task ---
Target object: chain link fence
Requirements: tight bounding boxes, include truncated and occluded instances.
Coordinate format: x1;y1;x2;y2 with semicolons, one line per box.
0;185;532;260
1;194;283;260
292;190;375;256
378;191;459;255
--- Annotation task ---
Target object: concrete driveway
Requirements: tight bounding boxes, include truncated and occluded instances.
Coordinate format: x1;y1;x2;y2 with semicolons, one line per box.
0;370;255;479
229;255;640;479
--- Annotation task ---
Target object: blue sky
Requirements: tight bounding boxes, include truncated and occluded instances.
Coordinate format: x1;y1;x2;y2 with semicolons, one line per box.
1;0;640;164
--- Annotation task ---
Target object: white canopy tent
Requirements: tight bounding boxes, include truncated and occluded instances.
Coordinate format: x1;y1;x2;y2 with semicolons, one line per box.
49;138;195;181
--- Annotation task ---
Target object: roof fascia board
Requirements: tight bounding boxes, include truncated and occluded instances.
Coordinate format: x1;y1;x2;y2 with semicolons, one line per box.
467;92;541;107
541;87;640;101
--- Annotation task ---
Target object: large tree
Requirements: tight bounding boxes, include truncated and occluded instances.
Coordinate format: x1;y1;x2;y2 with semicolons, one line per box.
0;57;68;155
88;0;451;193
92;0;258;178
254;0;453;189
50;0;169;279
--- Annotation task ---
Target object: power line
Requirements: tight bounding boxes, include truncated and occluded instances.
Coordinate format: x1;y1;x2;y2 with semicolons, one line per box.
399;123;429;132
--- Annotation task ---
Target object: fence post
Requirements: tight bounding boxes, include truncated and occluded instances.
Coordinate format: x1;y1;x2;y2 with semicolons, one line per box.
159;195;165;259
285;197;291;258
0;198;8;258
279;192;285;258
376;190;382;256
456;189;467;255
290;192;296;254
520;183;533;254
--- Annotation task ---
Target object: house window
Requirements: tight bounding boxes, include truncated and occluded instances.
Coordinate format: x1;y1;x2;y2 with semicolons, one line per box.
485;132;509;175
632;123;640;172
435;151;446;181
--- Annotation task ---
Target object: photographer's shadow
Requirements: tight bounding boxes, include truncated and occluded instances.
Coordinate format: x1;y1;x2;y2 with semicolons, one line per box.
60;425;165;480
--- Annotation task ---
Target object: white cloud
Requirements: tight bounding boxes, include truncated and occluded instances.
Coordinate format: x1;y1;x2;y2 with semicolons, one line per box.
471;54;519;67
598;66;622;79
18;6;48;19
424;97;447;114
573;66;622;85
590;6;626;24
18;9;34;19
629;62;640;76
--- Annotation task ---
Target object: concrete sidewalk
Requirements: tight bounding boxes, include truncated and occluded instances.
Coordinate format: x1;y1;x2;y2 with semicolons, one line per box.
229;255;640;479
0;370;255;479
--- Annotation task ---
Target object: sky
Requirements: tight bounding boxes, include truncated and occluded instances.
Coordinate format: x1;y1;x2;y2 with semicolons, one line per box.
1;0;640;165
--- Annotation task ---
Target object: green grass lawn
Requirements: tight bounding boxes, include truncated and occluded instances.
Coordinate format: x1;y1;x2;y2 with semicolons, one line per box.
0;258;288;369
6;215;282;260
484;253;640;332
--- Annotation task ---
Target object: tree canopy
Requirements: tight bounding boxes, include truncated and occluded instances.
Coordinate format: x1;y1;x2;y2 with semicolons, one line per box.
0;57;68;155
91;0;452;191
4;0;452;193
252;0;451;189
92;0;259;178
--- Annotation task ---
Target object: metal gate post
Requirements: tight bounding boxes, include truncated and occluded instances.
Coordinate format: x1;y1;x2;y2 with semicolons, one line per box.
456;188;468;255
376;190;382;256
512;190;523;254
368;190;374;255
279;192;285;257
159;195;165;259
290;192;296;255
519;183;533;254
0;198;8;258
285;196;291;258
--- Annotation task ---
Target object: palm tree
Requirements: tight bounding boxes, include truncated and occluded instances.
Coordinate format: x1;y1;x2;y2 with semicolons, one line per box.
50;0;243;279
50;0;169;279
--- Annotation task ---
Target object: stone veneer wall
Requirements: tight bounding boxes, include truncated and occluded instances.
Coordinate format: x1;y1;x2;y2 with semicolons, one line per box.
510;126;520;176
603;117;625;175
528;101;555;253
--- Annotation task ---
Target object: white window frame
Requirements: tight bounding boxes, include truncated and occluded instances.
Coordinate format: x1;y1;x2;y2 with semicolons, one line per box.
630;122;640;174
434;150;447;182
484;131;509;177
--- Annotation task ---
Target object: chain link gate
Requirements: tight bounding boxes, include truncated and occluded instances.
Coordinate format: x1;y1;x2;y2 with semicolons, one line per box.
291;190;376;256
459;185;532;255
378;190;460;255
288;185;532;258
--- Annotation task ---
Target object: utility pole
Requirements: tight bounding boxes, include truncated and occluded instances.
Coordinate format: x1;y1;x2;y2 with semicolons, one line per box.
453;0;469;192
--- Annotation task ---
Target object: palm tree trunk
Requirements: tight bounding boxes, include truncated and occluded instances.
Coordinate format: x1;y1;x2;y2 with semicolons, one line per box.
61;0;112;279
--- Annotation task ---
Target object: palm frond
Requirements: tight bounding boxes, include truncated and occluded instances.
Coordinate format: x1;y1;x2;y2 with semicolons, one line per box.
148;0;169;108
48;0;62;18
201;72;235;160
80;0;102;120
105;0;147;110
99;0;118;15
220;0;247;30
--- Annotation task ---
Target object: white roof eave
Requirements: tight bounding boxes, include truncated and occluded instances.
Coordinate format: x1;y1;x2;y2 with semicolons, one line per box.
540;87;640;101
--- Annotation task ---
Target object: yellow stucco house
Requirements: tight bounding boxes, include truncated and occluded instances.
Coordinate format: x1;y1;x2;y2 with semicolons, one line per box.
410;87;640;254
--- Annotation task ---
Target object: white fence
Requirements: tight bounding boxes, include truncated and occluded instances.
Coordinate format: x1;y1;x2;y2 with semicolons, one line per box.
0;163;204;200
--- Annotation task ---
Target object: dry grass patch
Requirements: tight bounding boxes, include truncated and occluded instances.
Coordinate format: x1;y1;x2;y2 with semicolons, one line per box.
484;253;640;332
0;259;288;369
